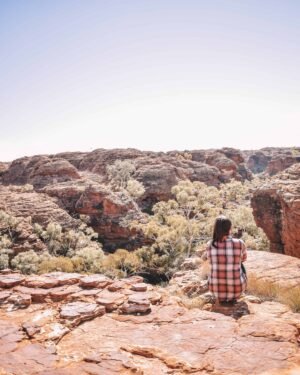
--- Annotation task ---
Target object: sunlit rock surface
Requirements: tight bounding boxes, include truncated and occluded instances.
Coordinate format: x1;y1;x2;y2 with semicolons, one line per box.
0;252;299;375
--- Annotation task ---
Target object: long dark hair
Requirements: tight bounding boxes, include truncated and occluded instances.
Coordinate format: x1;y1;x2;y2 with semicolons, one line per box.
212;216;232;246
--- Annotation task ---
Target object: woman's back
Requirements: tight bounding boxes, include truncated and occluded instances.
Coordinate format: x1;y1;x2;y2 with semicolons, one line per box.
207;236;247;301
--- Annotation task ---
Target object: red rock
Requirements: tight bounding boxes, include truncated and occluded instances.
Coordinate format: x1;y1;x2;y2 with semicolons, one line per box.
49;285;82;302
96;290;126;312
0;320;25;354
79;275;112;289
43;272;83;286
0;342;57;374
2;147;299;254
121;293;151;314
13;286;50;303
22;275;60;289
246;250;300;289
251;164;300;257
0;290;12;303
8;293;31;308
266;155;298;176
22;322;41;338
129;291;162;305
125;275;144;284
245;147;300;175
108;280;129;291
2;156;81;189
0;265;299;374
130;283;148;292
59;302;106;326
70;289;102;301
0;185;79;231
0;274;25;288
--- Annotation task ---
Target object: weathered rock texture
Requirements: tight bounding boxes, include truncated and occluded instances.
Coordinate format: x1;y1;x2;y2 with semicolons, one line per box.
251;164;300;258
0;251;299;374
246;250;300;288
245;147;300;175
1;147;299;251
0;185;78;229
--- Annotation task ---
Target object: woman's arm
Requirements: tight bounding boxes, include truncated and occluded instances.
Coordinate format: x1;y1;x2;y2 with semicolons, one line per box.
206;241;211;262
241;240;247;262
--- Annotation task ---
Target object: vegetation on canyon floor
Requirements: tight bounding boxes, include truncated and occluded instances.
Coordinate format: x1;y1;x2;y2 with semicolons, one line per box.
0;160;269;282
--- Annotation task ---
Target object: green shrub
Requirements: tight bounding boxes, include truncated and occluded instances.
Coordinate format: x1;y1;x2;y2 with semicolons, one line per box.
11;250;43;274
0;252;9;270
71;246;104;273
100;249;141;278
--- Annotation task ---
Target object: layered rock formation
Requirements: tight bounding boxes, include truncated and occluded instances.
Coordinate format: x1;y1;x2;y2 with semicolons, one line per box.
0;250;299;374
245;147;300;175
251;164;300;258
0;185;78;229
0;147;299;252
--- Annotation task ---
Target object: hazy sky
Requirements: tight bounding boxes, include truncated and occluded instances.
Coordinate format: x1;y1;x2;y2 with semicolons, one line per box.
1;0;300;161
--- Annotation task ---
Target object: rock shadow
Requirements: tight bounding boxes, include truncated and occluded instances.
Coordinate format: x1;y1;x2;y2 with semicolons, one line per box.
211;301;250;320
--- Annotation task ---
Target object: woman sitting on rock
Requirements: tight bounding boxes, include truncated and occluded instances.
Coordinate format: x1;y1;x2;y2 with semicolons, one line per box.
206;216;247;306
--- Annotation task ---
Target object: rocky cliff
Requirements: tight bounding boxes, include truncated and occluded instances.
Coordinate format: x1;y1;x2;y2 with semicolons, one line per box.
251;164;300;258
0;147;299;252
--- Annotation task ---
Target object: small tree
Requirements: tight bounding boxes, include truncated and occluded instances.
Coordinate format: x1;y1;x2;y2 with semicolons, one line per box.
106;160;145;201
131;180;223;279
107;160;136;190
126;179;145;200
0;210;20;241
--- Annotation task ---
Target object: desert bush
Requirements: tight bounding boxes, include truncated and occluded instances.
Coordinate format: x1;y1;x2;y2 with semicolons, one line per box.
131;181;222;279
40;222;62;255
246;276;280;301
0;210;20;240
175;152;192;161
0;248;14;270
0;252;9;270
11;250;51;274
10;184;34;193
34;221;102;257
0;234;12;250
106;160;145;201
134;246;182;280
220;179;249;204
279;287;300;313
177;295;206;310
126;179;145;199
107;160;136;190
226;206;269;250
100;249;141;278
130;178;270;279
71;246;104;273
39;256;74;273
247;275;300;312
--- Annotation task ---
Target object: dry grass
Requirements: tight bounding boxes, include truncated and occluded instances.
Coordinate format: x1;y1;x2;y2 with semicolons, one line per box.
247;275;300;313
39;257;74;273
177;295;206;310
278;287;300;313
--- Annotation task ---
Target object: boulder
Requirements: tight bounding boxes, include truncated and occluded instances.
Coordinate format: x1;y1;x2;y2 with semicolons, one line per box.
251;164;300;257
59;302;105;326
0;274;25;288
2;156;81;189
0;185;78;230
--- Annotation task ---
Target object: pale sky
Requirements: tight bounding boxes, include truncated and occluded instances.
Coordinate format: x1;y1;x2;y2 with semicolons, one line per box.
1;0;300;161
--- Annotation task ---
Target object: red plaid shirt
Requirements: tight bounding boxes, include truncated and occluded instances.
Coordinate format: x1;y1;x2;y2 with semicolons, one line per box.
206;236;247;300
